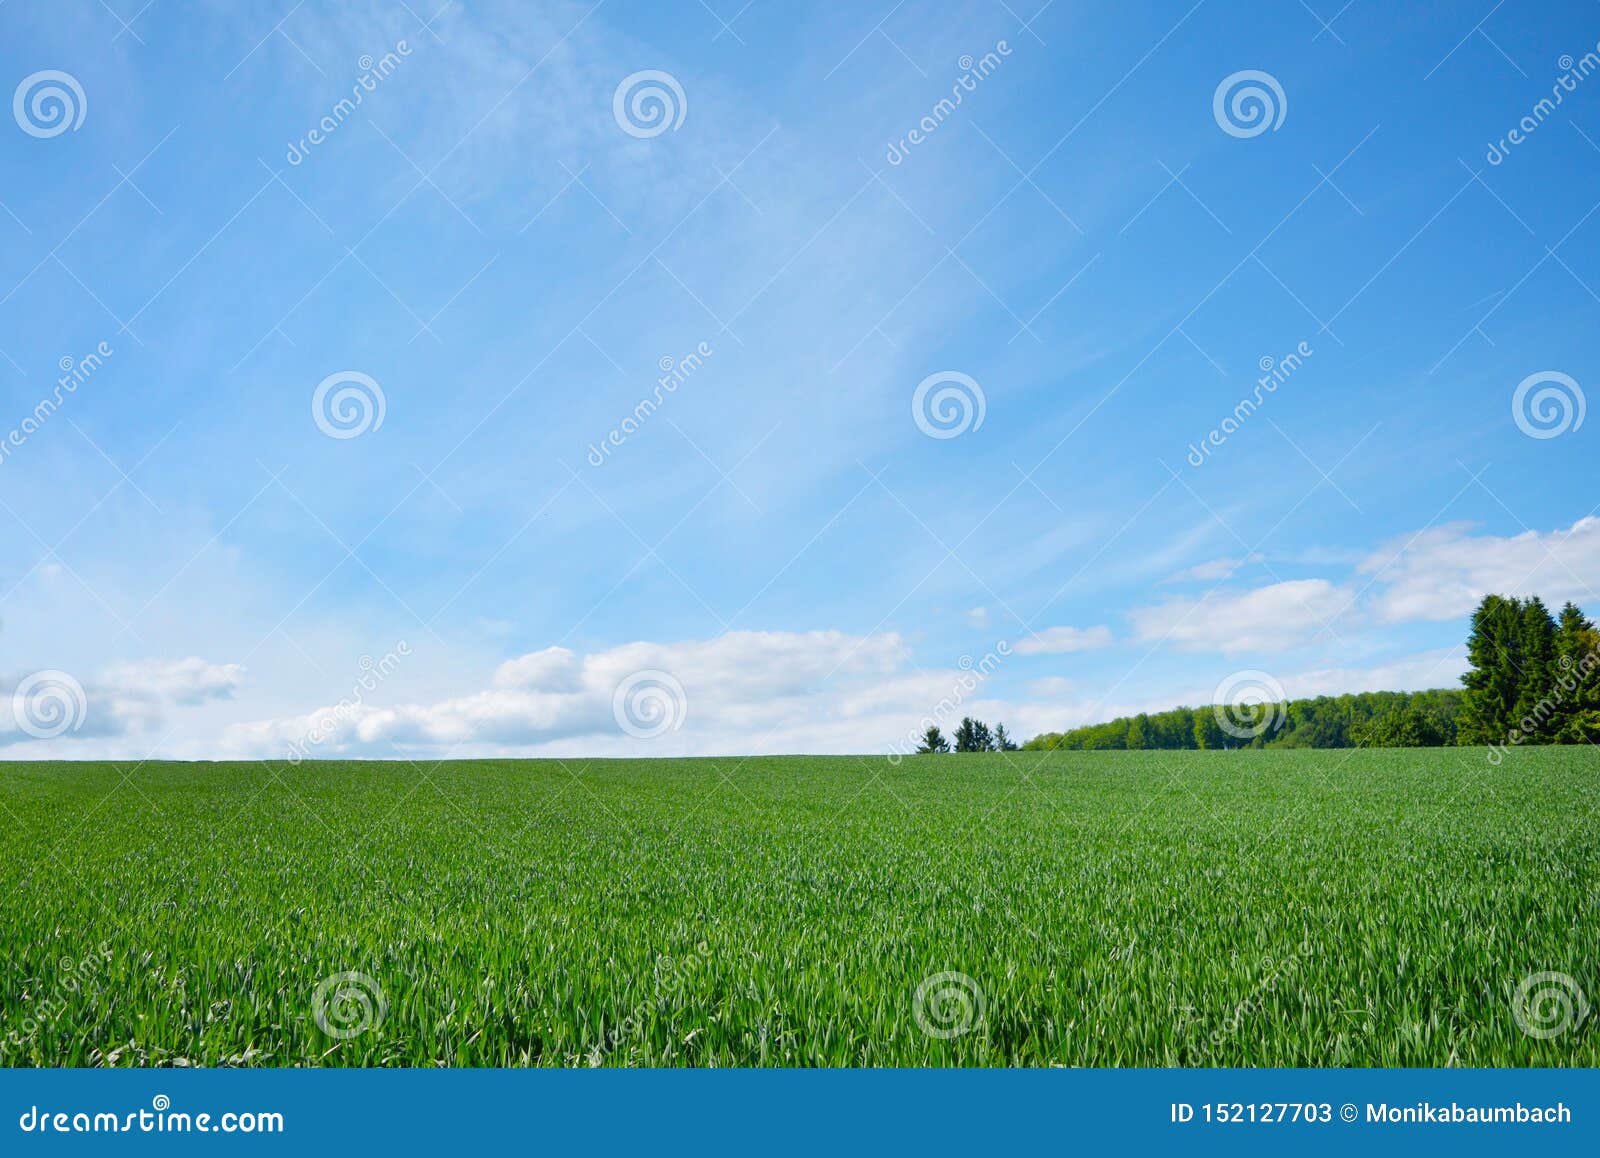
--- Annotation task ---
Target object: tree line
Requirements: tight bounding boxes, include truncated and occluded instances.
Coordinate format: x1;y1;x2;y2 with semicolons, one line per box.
917;717;1019;753
1021;689;1462;751
1018;594;1600;752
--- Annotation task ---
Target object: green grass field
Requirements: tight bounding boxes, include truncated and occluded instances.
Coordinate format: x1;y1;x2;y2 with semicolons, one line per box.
1;750;1595;1067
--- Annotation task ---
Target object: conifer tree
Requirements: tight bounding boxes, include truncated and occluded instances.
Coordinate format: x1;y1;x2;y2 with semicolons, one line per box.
1457;594;1525;745
1511;596;1558;739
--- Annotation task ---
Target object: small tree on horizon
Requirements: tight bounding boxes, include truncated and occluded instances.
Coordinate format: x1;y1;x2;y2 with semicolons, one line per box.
952;717;981;752
993;723;1018;751
971;719;993;751
916;725;950;754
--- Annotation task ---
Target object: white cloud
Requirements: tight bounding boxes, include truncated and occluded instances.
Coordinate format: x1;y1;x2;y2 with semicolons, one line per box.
1;657;244;750
965;606;990;628
99;657;244;705
1162;554;1263;584
1026;676;1077;698
1131;579;1352;655
490;647;581;691
1364;516;1600;624
224;630;920;758
1012;625;1114;655
1282;647;1469;699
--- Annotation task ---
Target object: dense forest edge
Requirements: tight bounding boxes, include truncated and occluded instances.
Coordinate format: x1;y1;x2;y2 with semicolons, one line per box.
1012;594;1600;752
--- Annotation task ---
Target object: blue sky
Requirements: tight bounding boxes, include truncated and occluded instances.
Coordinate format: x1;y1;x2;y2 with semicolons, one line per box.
2;0;1598;758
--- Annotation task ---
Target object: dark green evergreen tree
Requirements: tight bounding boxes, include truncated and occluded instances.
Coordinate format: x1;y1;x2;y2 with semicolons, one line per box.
952;717;980;752
1511;596;1559;740
915;725;950;754
1457;594;1525;745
